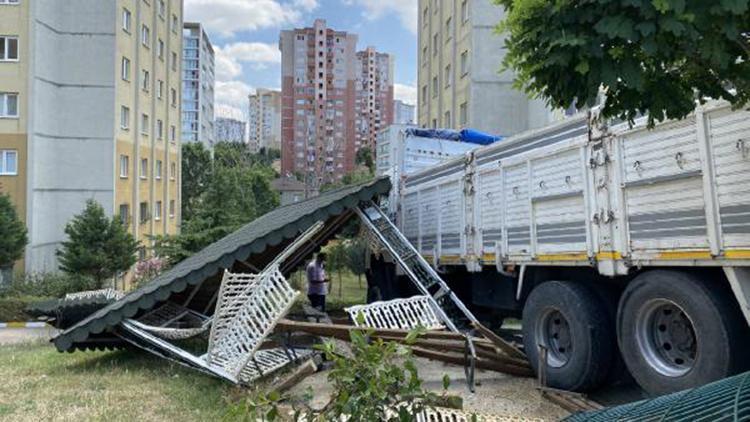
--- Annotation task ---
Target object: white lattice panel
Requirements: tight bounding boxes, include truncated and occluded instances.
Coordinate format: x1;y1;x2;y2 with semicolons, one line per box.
238;348;314;384
346;295;444;330
207;271;262;352
417;407;539;422
65;288;124;301
208;266;298;378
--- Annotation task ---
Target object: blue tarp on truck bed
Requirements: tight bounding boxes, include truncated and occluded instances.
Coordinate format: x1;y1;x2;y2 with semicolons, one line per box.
403;128;503;146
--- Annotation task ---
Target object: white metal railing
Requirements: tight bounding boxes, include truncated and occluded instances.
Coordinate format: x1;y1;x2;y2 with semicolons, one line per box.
238;348;313;384
208;266;299;378
346;295;445;330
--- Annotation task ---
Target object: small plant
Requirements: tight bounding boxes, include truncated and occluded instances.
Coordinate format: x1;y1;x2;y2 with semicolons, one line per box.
229;320;450;421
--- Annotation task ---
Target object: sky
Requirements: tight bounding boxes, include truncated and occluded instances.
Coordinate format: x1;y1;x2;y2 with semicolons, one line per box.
184;0;419;120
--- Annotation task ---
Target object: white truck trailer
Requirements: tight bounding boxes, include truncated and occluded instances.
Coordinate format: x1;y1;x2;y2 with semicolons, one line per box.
390;100;750;395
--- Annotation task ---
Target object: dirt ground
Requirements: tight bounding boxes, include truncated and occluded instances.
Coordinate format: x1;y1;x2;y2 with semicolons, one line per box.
289;355;570;421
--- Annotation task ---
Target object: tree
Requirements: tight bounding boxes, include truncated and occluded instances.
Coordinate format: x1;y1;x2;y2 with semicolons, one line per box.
57;200;138;284
356;147;375;173
326;240;348;299
497;0;750;125
0;194;27;270
181;142;212;222
347;238;368;288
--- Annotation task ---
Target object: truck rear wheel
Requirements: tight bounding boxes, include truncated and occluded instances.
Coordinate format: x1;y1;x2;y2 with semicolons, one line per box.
522;281;614;392
617;270;748;396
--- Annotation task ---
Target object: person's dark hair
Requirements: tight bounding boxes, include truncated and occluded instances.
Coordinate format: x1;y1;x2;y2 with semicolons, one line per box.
317;252;327;262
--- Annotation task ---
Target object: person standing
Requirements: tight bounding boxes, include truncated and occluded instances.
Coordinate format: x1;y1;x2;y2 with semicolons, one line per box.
306;253;328;312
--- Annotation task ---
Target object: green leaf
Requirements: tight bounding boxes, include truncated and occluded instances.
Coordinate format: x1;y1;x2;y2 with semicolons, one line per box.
575;61;590;75
442;374;451;390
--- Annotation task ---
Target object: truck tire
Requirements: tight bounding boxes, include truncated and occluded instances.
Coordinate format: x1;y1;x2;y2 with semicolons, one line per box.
617;270;749;396
522;281;615;392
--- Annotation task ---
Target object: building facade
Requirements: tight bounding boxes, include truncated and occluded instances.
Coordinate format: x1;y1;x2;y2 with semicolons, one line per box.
394;100;417;125
417;0;555;136
0;0;183;273
248;88;282;153
215;117;246;144
182;22;215;148
354;47;394;152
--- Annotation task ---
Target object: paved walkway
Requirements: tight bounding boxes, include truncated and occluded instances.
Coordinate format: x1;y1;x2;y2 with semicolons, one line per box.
0;327;58;346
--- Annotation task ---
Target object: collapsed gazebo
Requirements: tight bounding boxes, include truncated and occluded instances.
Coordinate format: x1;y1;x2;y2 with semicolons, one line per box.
52;176;528;388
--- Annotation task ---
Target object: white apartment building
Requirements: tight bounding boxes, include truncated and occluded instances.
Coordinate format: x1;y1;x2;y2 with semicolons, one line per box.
394;100;417;125
248;88;282;153
182;22;215;148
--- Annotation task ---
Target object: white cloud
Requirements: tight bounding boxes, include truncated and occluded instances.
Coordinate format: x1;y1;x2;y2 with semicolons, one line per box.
395;83;417;106
185;0;319;37
215;80;254;119
214;42;280;83
343;0;418;34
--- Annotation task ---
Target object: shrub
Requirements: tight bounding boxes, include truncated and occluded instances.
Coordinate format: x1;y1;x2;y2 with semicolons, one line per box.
0;272;99;299
0;296;52;322
0;193;28;270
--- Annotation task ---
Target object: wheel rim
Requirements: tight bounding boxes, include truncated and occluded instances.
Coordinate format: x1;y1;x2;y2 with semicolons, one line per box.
535;308;572;368
635;299;697;377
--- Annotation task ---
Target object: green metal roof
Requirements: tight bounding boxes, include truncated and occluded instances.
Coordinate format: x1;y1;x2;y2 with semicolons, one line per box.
566;371;750;421
54;177;391;352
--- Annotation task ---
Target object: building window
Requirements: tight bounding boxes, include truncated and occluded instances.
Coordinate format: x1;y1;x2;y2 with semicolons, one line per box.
0;36;18;61
141;114;149;135
158;39;164;60
432;34;438;56
460;51;469;76
171;51;177;71
444;111;451;127
157;80;164;99
422;7;428;26
432;77;438;97
0;150;18;175
121;57;131;81
421;85;427;105
170;125;176;142
0;0;21;4
462;0;469;23
118;203;130;226
154;201;162;220
445;17;452;41
169;200;175;218
122;8;132;33
119;154;129;178
432;118;437;129
170;88;177;107
157;119;163;139
445;64;452;87
155;160;162;179
460;102;468;126
141;25;150;47
139;202;149;223
158;0;166;18
171;14;178;33
170;162;176;180
0;93;18;118
120;105;130;129
141;69;150;92
140;158;148;179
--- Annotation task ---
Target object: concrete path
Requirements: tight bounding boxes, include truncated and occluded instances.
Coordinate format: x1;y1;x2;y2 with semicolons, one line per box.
0;327;58;346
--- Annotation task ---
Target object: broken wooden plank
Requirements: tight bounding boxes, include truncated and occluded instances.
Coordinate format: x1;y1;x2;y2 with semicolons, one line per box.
270;358;318;393
472;321;527;361
539;388;604;414
410;347;534;377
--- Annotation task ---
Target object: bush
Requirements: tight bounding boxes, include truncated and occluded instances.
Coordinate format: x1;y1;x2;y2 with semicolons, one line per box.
0;272;99;299
0;295;52;322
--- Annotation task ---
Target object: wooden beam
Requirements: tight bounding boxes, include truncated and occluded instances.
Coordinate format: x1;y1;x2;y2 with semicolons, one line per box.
410;347;534;377
472;322;527;361
271;359;318;393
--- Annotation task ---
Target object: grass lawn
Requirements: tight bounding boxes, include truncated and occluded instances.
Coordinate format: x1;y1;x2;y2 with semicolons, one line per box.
0;342;243;421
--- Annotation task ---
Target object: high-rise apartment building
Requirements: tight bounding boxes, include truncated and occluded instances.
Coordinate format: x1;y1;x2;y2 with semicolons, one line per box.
394;100;417;125
418;0;555;136
215;117;246;144
354;47;394;152
279;19;358;187
248;88;282;153
279;20;394;188
0;0;183;273
182;22;215;148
